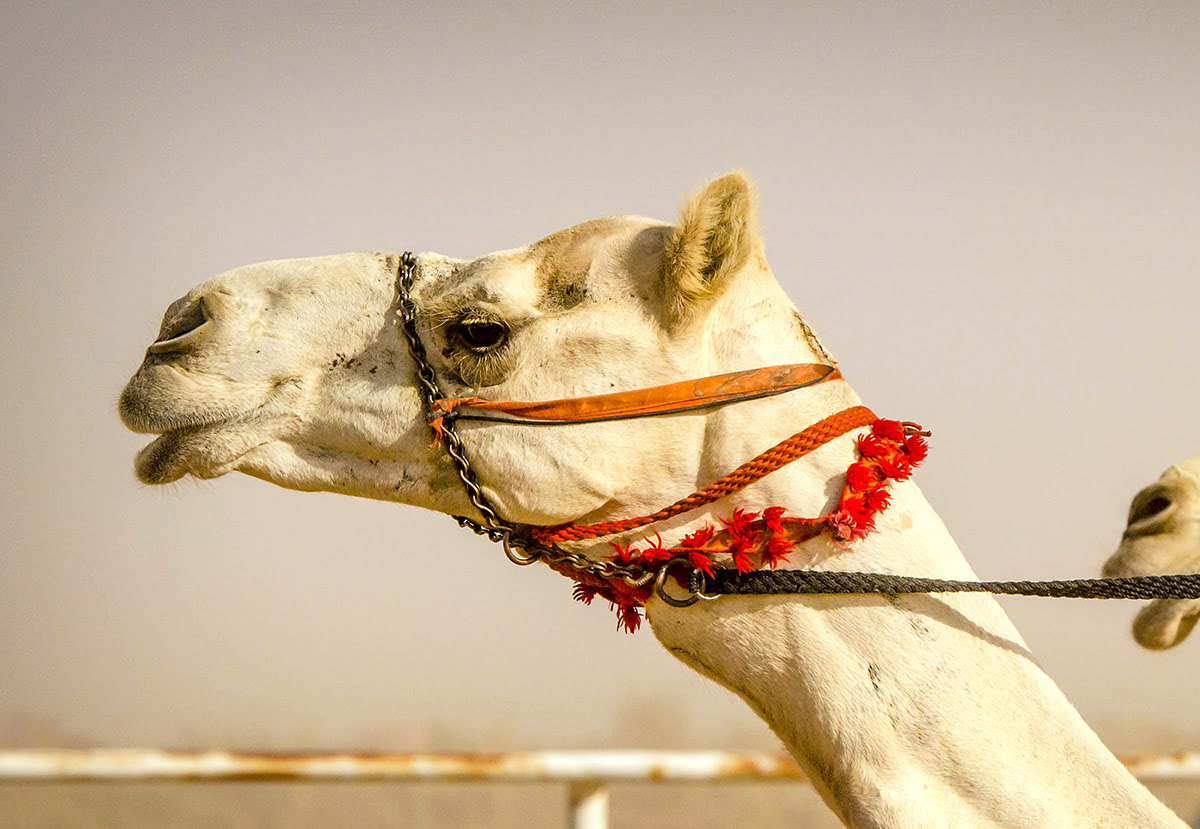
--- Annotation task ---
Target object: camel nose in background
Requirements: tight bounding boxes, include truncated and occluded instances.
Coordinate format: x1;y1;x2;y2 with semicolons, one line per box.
146;294;212;356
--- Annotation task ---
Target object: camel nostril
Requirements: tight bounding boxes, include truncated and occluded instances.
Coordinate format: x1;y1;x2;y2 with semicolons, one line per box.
1134;496;1172;522
147;297;210;354
1125;487;1176;535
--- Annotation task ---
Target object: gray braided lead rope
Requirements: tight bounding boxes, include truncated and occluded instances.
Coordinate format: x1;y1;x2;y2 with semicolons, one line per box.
694;569;1200;600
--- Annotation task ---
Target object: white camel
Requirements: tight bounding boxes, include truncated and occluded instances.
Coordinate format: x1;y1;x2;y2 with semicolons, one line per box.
1104;457;1200;650
120;174;1183;827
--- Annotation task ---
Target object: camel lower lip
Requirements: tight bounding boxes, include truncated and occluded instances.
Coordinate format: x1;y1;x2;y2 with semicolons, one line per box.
135;429;199;484
135;419;238;484
127;389;290;484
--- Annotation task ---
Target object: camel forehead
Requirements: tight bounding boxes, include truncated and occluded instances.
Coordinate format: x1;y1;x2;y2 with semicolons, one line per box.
525;216;657;273
527;216;667;308
426;216;668;312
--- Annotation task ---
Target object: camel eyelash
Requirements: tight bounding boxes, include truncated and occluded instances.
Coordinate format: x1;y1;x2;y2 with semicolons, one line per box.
450;316;511;352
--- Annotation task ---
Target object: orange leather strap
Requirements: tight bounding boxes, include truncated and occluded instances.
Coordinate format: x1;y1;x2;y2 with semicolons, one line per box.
428;363;841;439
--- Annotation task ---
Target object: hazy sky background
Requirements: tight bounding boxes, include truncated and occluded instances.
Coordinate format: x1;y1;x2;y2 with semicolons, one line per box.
2;2;1199;754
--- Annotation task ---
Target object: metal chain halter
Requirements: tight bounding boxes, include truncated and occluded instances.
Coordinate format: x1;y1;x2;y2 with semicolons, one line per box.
394;252;653;589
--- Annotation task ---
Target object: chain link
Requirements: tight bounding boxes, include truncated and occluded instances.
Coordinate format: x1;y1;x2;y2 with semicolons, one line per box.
395;254;653;589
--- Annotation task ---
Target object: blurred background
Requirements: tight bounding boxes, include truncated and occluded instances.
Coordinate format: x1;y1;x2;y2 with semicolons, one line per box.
2;1;1198;825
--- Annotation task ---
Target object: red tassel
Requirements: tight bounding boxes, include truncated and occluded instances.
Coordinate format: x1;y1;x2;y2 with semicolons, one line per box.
573;584;601;605
616;603;641;634
721;508;760;539
608;541;639;565
840;491;873;523
763;533;793;568
641;532;666;554
863;487;892;512
762;506;787;544
849;515;876;540
729;537;755;573
857;433;889;458
904;435;929;465
679;524;715;549
846;461;882;491
638;544;675;567
877;451;913;480
687;549;716;577
873;419;906;441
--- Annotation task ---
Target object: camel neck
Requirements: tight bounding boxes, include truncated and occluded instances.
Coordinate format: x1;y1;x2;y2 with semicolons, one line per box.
643;401;1181;826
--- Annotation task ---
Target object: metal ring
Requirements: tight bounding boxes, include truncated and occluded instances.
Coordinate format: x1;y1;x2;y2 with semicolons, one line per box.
653;560;702;608
503;534;542;566
684;566;721;601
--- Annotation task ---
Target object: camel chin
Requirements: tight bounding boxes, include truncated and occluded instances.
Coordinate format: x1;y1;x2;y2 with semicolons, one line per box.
1132;599;1200;650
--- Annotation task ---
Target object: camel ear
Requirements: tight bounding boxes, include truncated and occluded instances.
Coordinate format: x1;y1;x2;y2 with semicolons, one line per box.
662;172;762;325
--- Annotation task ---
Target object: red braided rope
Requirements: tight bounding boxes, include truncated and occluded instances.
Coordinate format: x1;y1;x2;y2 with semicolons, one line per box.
531;405;878;545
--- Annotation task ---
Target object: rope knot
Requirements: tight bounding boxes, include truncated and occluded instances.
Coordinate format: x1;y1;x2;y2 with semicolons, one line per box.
426;397;490;447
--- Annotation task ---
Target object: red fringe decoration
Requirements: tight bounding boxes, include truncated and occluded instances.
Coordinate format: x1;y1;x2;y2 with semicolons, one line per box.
572;584;600;605
686;549;716;577
559;417;928;633
679;525;715;548
616;604;642;635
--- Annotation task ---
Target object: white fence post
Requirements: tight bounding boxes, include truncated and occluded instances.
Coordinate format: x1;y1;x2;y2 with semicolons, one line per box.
567;780;609;829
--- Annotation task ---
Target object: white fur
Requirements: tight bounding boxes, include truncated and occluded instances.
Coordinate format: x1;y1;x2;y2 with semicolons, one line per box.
120;180;1183;827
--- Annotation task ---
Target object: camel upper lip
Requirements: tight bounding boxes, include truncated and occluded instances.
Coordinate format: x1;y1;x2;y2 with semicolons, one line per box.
146;415;231;437
120;393;236;435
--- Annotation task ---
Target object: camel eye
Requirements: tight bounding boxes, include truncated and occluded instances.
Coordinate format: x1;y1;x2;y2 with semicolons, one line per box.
455;319;509;351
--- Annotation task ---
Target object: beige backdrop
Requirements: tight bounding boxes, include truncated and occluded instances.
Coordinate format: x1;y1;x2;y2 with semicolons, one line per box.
2;2;1198;762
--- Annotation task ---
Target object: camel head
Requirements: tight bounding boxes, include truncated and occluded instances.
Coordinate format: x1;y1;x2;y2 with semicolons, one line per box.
1103;457;1200;649
120;174;827;528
